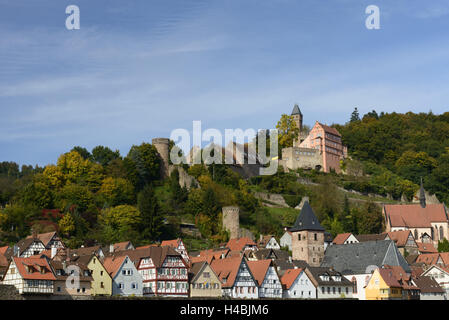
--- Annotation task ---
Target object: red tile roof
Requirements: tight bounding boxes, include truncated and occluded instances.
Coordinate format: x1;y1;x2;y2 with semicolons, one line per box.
161;239;181;248
103;255;127;279
280;268;303;290
415;253;440;265
378;268;402;288
226;238;257;252
317;122;342;137
0;246;9;256
385;204;448;228
332;233;352;245
210;256;244;288
417;242;438;253
247;260;271;286
387;230;414;247
13;257;56;280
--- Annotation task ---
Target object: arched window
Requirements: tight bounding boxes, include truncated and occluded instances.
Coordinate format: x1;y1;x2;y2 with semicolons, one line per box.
440;226;444;240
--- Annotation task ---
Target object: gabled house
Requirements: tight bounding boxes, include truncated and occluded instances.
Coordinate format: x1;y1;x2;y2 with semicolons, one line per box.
26;231;65;250
246;248;290;262
211;256;259;299
112;246;189;297
13;237;46;258
71;245;105;259
422;264;449;298
50;259;93;297
258;235;281;250
386;230;418;256
189;261;222;298
332;233;359;245
247;259;282;298
281;268;316;299
226;237;258;252
72;254;112;296
161;238;190;266
365;267;404;300
1;257;56;295
305;267;353;299
103;255;143;296
413;275;445;300
280;230;292;251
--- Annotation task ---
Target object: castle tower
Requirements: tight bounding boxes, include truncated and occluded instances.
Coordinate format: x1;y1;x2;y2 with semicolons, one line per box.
222;206;240;239
152;138;170;179
291;104;303;147
290;200;324;267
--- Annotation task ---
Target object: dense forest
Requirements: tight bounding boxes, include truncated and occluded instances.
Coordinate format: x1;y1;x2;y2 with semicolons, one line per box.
0;109;448;251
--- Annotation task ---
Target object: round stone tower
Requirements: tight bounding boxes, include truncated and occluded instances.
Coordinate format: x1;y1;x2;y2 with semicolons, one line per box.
152;138;170;179
222;206;240;239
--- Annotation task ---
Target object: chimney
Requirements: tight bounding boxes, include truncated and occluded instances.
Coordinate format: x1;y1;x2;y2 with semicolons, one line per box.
51;247;57;259
32;229;37;239
62;260;67;271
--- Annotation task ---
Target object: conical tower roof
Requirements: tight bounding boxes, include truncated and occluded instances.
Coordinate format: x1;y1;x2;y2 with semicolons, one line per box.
291;104;302;116
290;201;324;232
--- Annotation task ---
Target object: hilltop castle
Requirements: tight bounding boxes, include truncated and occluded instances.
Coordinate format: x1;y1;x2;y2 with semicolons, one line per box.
280;105;348;173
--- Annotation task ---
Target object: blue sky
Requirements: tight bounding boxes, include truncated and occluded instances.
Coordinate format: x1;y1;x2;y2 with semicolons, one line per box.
1;0;449;166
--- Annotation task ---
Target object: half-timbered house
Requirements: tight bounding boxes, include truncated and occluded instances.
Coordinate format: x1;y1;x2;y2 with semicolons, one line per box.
247;259;282;298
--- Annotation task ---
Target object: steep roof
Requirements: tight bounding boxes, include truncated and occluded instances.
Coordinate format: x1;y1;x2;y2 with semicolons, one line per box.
317;122;341;137
247;259;272;286
26;231;59;248
321;240;411;274
377;268;402;288
290;201;324;232
226;238;257;252
49;260;93;282
413;275;445;294
189;261;207;282
291;104;302;116
210;256;246;288
417;242;438;253
12;257;56;280
252;248;289;261
386;230;414;247
103;255;127;279
70;245;102;257
332;233;353;245
415;253;440;265
281;268;303;290
384;203;448;228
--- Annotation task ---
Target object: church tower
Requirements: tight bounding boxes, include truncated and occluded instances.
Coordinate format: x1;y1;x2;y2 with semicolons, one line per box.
291;104;303;147
290;200;325;266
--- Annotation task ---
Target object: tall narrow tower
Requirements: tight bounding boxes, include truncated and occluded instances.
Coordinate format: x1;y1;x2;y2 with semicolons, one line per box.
152;138;170;179
290;201;325;266
291;104;303;147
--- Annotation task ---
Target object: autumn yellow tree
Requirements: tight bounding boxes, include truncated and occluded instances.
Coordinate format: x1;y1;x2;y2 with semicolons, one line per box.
276;114;300;151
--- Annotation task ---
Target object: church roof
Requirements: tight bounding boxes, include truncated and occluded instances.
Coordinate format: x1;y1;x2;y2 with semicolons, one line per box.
290;201;324;232
291;104;302;116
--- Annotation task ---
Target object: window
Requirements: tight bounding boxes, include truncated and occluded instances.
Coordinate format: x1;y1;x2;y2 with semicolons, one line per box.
132;283;137;289
82;287;86;293
327;287;330;294
298;234;301;241
57;286;61;292
314;233;317;241
440;226;444;240
100;282;104;288
204;272;210;278
100;271;103;276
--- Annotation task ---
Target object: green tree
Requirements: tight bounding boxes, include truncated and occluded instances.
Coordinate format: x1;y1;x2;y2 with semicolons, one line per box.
137;184;164;241
92;146;121;167
126;143;161;190
350;107;360;122
71;146;93;161
438;238;449;253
